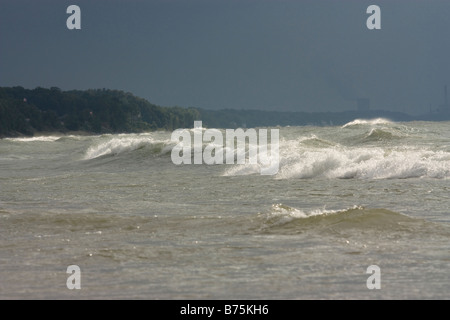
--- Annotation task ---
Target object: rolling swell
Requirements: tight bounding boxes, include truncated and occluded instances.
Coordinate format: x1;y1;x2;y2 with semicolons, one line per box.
360;128;399;142
256;204;446;237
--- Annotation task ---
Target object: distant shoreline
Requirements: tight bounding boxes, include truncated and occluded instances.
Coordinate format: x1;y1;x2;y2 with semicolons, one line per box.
1;86;450;139
3;117;450;140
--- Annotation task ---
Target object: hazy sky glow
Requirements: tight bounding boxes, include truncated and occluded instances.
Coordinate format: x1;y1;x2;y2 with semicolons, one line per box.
1;0;449;114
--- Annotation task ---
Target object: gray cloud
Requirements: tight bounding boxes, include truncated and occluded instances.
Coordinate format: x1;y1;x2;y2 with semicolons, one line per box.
1;0;449;115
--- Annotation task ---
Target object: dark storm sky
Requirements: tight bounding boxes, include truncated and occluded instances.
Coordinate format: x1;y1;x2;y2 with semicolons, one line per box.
1;0;449;114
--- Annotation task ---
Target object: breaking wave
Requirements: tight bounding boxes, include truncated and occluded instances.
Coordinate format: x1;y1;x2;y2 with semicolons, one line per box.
276;145;450;179
50;119;450;180
222;119;450;179
341;118;393;128
83;134;173;160
220;139;450;179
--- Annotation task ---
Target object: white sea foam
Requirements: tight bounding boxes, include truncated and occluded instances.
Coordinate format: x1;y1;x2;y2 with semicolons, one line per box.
276;145;450;179
5;136;61;142
222;132;450;179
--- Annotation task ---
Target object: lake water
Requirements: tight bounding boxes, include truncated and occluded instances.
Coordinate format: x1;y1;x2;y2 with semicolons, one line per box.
1;119;449;299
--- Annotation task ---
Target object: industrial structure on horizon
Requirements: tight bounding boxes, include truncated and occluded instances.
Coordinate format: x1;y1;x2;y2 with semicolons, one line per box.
437;85;449;113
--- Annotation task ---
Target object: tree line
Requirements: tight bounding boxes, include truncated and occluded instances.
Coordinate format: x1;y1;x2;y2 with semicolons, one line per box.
0;86;200;137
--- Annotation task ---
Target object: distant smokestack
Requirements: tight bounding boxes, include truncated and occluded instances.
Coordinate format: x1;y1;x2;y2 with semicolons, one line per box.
445;85;448;107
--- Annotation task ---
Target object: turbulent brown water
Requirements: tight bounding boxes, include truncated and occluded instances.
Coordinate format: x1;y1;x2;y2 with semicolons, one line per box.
0;119;449;299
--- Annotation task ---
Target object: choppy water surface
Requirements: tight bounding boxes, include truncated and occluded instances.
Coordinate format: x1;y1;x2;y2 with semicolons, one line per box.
0;120;449;299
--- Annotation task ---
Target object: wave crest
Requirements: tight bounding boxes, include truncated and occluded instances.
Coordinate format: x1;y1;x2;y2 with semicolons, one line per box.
342;118;393;128
258;204;430;235
84;134;172;160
